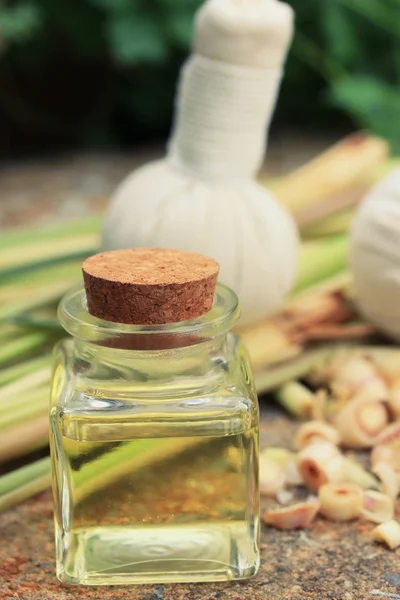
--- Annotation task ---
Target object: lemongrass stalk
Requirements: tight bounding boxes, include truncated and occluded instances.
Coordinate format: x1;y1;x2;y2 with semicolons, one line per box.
0;233;97;272
0;415;49;463
1;260;83;287
0;474;51;512
0;354;51;387
0;332;52;366
0;283;75;321
255;347;334;394
0;367;50;404
276;381;315;419
289;272;351;305
0;387;48;430
302;208;354;239
0;216;101;249
0;457;50;495
13;314;62;331
239;320;302;370
0;246;95;280
271;134;388;214
295;234;349;293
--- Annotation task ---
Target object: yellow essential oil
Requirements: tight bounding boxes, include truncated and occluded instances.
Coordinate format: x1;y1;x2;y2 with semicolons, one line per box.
50;254;260;586
51;409;259;584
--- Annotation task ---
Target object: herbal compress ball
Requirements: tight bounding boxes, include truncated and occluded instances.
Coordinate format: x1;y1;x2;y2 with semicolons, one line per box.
101;0;299;326
351;168;400;340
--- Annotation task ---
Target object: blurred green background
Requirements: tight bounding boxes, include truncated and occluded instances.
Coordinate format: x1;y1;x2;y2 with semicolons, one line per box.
1;0;399;157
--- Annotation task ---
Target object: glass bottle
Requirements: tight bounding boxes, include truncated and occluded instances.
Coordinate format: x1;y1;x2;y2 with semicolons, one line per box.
50;283;260;585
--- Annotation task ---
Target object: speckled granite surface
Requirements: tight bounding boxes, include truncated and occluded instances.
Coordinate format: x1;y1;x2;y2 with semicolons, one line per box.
1;411;400;600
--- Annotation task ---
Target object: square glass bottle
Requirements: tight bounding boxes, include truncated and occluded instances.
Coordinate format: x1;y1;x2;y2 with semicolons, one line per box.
50;253;260;585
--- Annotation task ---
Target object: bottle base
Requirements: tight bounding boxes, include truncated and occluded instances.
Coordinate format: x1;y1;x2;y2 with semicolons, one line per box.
57;522;259;585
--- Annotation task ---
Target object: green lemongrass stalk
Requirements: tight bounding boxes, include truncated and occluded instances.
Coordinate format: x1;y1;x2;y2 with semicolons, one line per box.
0;456;50;495
0;216;100;250
0;233;97;271
0;387;48;430
0;414;49;463
0;474;51;512
0;354;51;386
14;314;62;331
291;271;351;303
302;208;354;239
255;346;334;394
0;331;52;366
275;381;316;419
294;234;349;293
0;324;25;343
0;282;75;321
0;456;51;512
0;367;50;404
0;244;95;280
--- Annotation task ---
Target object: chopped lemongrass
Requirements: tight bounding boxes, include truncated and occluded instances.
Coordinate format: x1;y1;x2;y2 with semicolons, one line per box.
373;463;399;501
294;420;340;449
262;500;320;530
318;483;364;521
259;455;286;497
362;490;394;524
343;458;379;490
296;442;344;491
373;520;400;550
334;398;391;449
276;381;316;419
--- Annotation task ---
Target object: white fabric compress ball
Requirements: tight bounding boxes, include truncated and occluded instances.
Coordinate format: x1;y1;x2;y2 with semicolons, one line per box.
351;168;400;340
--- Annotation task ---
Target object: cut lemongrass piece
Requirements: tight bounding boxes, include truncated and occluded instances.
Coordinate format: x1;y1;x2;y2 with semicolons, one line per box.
294;420;340;449
296;442;344;491
334;398;391;449
263;500;320;530
276;381;315;419
318;482;363;521
343;458;379;490
362;490;394;524
259;455;286;497
373;520;400;550
373;463;399;501
260;447;292;468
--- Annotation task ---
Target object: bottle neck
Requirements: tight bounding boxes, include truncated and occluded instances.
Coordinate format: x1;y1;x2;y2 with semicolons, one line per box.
167;55;282;182
73;334;232;391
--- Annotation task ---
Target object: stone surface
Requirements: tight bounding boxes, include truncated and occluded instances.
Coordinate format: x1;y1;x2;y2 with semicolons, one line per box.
1;409;400;600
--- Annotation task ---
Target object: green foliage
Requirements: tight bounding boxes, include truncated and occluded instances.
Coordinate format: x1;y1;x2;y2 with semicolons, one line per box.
0;0;399;151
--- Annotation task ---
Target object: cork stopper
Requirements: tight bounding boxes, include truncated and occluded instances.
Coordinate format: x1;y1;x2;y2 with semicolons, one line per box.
82;248;219;325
